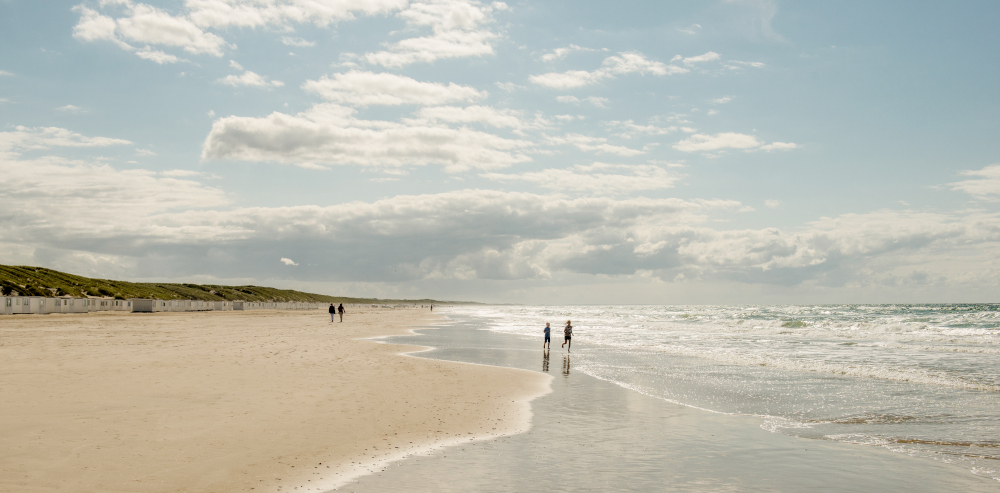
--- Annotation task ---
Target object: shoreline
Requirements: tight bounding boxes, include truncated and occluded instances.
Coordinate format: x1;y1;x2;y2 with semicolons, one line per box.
307;322;552;491
0;308;550;492
340;311;1000;492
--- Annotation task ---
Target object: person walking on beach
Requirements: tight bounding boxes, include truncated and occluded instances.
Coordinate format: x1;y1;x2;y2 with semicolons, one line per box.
338;303;345;322
561;320;573;351
543;322;552;349
328;303;335;322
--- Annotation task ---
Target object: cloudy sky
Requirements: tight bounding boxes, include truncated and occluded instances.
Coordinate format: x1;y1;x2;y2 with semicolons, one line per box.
1;0;998;304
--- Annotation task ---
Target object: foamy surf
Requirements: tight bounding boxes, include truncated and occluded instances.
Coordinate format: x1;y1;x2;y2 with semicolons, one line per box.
450;304;1000;477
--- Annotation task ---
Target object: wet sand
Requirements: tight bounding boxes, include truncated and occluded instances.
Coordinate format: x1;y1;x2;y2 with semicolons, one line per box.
0;308;550;492
344;314;999;492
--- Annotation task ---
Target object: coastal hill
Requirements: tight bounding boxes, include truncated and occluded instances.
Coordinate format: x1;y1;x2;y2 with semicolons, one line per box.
0;265;463;304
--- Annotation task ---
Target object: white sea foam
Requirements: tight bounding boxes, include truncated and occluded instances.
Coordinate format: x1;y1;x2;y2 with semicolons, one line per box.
450;304;1000;466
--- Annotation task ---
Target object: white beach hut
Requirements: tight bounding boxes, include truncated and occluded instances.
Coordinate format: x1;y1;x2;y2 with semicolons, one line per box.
67;298;88;314
130;299;165;313
8;296;32;314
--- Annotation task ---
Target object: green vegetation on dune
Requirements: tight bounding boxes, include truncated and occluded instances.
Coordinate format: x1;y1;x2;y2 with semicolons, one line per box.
0;265;470;304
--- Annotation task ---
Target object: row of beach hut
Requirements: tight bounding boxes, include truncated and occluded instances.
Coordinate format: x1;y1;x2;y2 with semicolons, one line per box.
0;296;325;315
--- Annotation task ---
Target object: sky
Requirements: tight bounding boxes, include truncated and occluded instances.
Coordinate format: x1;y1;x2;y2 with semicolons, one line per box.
1;0;999;304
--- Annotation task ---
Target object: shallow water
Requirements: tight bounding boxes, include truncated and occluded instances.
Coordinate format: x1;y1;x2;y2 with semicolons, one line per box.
336;314;998;492
446;304;1000;474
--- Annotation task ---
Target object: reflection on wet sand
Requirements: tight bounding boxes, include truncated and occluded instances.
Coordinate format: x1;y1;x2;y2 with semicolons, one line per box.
542;350;550;372
352;318;1000;493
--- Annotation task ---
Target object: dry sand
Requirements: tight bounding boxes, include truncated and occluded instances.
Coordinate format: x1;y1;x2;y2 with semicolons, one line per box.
0;308;550;492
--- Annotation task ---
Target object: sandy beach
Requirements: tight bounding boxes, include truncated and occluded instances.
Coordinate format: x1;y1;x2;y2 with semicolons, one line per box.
0;308;550;492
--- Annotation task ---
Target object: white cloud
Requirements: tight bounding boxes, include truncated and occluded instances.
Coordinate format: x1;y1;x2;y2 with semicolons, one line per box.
303;71;485;106
363;29;497;67
0;127;228;246
540;44;599;62
725;60;766;70
758;142;800;151
554;95;608;107
531;70;605;90
72;1;411;62
546;134;644;156
27;185;996;290
677;23;701;35
218;70;284;88
160;169;203;177
360;0;505;67
608;120;679;138
764;199;781;209
135;47;180;63
56;105;83;112
0;70;14;76
281;36;315;47
681;51;720;65
672;133;799;153
711;96;733;104
185;0;407;28
0;126;131;156
72;6;119;43
949;164;1000;201
202;103;533;172
5;134;1000;291
72;4;231;59
412;105;526;128
673;132;760;152
280;257;299;266
530;52;687;89
495;81;524;92
96;190;741;281
482;163;680;193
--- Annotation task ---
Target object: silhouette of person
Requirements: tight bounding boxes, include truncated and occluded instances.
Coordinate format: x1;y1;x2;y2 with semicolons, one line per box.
338;303;345;322
328;303;335;322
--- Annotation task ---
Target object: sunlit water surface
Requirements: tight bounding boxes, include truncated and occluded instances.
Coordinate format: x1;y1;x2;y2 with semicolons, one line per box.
448;304;1000;473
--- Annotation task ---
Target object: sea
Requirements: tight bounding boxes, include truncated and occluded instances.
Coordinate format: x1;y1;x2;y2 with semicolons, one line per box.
446;304;1000;478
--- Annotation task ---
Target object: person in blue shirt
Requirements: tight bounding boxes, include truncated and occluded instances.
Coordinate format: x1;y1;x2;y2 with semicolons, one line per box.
543;322;551;349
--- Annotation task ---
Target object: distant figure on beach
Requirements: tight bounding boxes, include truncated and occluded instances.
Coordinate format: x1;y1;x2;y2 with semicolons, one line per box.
561;320;573;351
430;304;433;311
543;322;551;349
338;303;345;322
328;303;335;322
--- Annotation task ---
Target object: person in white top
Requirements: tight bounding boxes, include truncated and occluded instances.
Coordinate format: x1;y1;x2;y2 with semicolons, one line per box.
561;320;573;351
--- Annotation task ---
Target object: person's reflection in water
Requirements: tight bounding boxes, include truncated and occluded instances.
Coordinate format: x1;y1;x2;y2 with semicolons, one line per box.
542;350;550;372
562;355;571;376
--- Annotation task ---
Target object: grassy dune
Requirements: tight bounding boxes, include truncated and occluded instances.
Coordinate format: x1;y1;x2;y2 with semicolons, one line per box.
0;265;454;304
